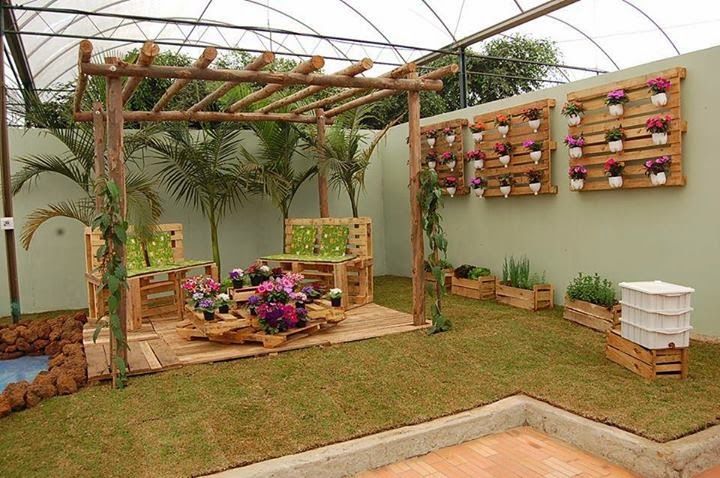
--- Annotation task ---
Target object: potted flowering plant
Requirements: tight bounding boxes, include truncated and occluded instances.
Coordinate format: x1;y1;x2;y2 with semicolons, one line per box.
568;165;588;191
328;288;343;307
469;121;486;141
257;303;300;334
646;115;671;145
425;128;437;147
196;297;217;321
526;169;543;195
181;276;221;307
301;285;321;303
229;268;245;288
564;134;585;159
444;176;458;197
443;127;456;146
604;158;625;189
644;156;671;185
562;101;584;126
466;150;486;170
247;295;260;316
647;76;671;106
605;127;625;153
290;291;308;308
215;292;231;313
605;89;629;116
521;107;542;132
441;151;457;171
523;139;543;164
498;173;514;198
470;177;487;198
494;142;512;167
425;151;438;170
495;114;510;137
247;264;272;286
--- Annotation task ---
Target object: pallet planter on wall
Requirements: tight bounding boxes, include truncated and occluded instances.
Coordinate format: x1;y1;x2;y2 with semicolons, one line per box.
451;276;496;300
563;297;621;332
495;281;554;311
606;329;688;379
421;118;469;196
472;99;557;198
566;67;687;191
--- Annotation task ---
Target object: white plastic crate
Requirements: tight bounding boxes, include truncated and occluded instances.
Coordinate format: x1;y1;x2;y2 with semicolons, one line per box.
620;318;691;349
619;281;694;311
620;301;692;329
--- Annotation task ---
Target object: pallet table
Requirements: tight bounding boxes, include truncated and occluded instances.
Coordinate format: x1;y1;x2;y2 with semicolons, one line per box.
606;329;688;379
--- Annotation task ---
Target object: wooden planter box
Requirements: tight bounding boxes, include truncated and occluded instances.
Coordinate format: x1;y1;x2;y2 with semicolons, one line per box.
495;281;554;311
425;270;453;292
451;276;496;300
563;296;621;332
606;329;688;380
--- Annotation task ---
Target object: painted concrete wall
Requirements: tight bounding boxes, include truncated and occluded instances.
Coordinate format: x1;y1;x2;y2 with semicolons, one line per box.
378;45;720;336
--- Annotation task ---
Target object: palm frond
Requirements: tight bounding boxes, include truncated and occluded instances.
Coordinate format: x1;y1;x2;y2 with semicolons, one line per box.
12;153;90;194
20;198;95;249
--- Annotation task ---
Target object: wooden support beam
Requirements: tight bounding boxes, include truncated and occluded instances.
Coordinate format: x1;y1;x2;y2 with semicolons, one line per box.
187;51;274;112
92;102;105;213
407;71;425;326
292;63;416;114
227;55;325;112
121;41;159;105
325;64;458;118
259;58;373;113
74;110;329;124
151;46;217;112
316;108;329;217
73;40;93;113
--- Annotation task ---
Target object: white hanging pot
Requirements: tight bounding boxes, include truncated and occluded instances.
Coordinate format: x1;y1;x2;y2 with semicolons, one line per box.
530;151;542;163
651;92;668;107
474;188;485;198
608;139;624;153
570;178;585;191
608;176;623;189
500;185;511;198
608;104;624;116
528;119;541;132
473;159;484;170
652;132;668;145
447;159;456;171
472;132;484;142
498;125;509;137
529;182;541;195
446;187;456;197
428;161;436;170
446;134;455;146
651;172;667;186
567;114;581;126
427;137;435;148
499;155;511;167
569;147;583;159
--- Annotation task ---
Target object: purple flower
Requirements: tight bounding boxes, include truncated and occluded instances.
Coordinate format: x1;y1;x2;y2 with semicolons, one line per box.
248;295;260;305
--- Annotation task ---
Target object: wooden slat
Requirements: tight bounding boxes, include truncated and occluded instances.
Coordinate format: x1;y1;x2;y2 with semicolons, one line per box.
152;47;217;112
73;40;93;113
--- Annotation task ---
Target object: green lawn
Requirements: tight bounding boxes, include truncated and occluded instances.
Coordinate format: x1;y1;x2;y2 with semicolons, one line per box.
1;276;719;478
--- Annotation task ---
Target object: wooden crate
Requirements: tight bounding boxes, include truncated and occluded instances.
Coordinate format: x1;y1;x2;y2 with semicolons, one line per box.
451;276;496;300
606;329;688;379
496;281;554;311
563;297;621;332
473;99;558;198
421;118;469;196
425;270;453;292
566;67;687;191
306;300;346;324
229;285;258;303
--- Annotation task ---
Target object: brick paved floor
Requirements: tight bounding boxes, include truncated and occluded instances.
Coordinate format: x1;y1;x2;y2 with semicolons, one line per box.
357;426;638;477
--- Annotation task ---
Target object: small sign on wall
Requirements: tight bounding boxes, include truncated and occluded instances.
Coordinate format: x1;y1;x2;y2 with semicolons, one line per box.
1;217;14;230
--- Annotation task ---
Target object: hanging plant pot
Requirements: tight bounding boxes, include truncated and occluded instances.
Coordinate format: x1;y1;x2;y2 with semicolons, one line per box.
651;92;668;107
529;151;542;163
498;125;509;137
499;155;511;167
529;182;541;195
427;137;435;148
651;132;668;145
569;147;583;159
427;160;436;170
446;186;457;197
650;172;667;186
608;176;623;189
500;185;512;198
446;134;455;146
473;159;484;170
567;114;581;126
474;188;485;198
570;178;585;191
608;140;624;153
472;132;484;142
608;104;624;116
447;159;457;171
528;119;541;132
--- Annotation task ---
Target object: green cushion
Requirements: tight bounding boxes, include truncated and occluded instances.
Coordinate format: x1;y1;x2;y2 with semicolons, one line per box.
146;232;174;266
128;259;213;277
290;225;317;255
318;225;349;256
262;253;355;264
126;236;146;270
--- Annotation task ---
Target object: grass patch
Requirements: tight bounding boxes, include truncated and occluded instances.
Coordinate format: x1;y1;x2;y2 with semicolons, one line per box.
0;276;719;477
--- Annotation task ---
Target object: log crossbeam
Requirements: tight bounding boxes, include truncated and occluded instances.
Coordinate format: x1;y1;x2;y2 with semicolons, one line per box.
151;46;217;113
73;40;93;113
121;41;159;105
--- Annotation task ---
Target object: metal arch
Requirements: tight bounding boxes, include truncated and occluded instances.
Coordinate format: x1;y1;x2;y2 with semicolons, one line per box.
420;0;456;42
620;0;680;55
336;0;407;63
175;0;213;53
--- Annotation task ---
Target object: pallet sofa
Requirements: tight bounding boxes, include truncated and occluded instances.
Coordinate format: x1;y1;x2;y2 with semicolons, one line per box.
260;217;373;309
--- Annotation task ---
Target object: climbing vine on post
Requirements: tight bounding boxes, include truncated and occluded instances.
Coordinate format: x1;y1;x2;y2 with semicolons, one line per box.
418;169;451;334
92;177;129;388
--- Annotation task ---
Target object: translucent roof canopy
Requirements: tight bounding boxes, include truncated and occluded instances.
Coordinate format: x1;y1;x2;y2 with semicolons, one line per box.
6;0;720;93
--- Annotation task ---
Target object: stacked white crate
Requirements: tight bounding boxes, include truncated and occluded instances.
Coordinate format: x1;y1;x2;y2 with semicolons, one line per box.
618;281;694;349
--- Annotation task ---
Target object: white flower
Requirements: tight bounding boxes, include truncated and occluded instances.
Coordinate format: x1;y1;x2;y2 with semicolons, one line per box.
330;288;342;295
259;265;270;273
217;293;230;301
192;292;204;300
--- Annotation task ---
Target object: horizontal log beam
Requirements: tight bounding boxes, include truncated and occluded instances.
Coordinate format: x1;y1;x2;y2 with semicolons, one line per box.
73;110;332;124
259;58;373;113
292;62;417;114
122;41;159;105
152;46;217;112
227;55;325;112
187;51;274;113
79;62;443;92
73;40;93;113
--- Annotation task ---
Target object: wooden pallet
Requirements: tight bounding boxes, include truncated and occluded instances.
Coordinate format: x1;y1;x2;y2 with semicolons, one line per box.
177;306;254;341
451;276;496;300
305;300;346;323
229;285;258;303
563;297;621;332
243;321;326;348
421;118;469;196
606;328;688;379
495;281;554;311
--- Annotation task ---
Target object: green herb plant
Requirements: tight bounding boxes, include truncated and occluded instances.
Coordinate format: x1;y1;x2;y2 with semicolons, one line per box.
502;255;545;290
566;273;616;308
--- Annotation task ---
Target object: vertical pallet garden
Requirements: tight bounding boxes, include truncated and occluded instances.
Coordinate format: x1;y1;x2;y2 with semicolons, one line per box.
566;67;687;191
421;118;469;196
472;99;557;198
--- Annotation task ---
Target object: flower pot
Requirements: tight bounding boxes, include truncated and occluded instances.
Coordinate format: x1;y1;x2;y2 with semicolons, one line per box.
427;160;436;170
529;150;542;163
650;172;667;186
250;276;262;286
472;132;484;142
567;114;581;126
473;188;485;198
608;139;623;153
608;176;623;189
446;186;456;197
651;132;668;145
568;146;582;159
295;301;305;309
473;159;484;170
218;304;229;314
651;92;668;107
331;297;342;307
231;279;243;289
427;137;435;148
570;178;585;191
499;155;510;167
203;310;215;321
608;104;624;116
500;185;511;198
445;134;455;145
529;182;541;195
447;159;456;171
498;125;509;137
528;119;541;132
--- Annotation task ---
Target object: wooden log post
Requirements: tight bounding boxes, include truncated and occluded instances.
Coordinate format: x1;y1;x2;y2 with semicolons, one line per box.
92;102;105;213
122;41;159;104
407;72;425;326
316;108;329;217
152;46;217;112
73;40;93;113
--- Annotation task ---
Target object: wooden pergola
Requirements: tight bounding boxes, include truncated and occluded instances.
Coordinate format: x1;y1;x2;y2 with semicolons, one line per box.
74;39;457;379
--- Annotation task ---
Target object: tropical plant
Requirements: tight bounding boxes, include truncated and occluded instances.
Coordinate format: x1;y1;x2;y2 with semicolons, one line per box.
566;273;616;308
502;255;545;290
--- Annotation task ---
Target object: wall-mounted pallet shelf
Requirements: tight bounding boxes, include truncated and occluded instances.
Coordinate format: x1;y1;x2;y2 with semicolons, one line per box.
566;67;687;191
421;118;469;196
472;99;557;198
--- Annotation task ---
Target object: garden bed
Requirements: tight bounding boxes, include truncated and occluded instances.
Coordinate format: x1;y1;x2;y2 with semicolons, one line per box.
563;296;621;332
451;276;496;300
424;269;453;292
496;282;554;311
